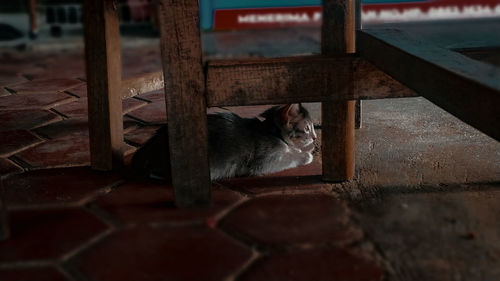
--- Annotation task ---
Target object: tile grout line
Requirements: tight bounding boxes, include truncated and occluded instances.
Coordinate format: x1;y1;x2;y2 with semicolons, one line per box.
49;107;70;119
7;155;34;171
58;214;115;264
224;249;260;281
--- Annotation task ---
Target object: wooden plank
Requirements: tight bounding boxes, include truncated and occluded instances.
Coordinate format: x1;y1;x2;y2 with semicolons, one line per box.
121;71;164;99
358;29;500;141
321;0;355;181
322;0;354;54
206;56;416;106
353;58;418;100
158;0;211;207
83;0;124;170
207;56;352;106
0;179;8;240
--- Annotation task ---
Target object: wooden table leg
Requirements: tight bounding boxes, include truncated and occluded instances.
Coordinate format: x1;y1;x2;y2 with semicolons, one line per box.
321;0;356;181
83;0;124;170
158;0;211;207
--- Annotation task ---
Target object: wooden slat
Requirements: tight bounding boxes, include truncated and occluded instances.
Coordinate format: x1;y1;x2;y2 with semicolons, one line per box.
206;56;416;106
353;58;418;100
321;0;356;182
207;56;352;106
121;71;164;99
158;0;211;207
84;0;124;170
355;100;362;129
358;29;500;141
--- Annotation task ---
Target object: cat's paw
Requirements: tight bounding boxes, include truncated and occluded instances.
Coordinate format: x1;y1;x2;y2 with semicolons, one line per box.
301;152;313;165
302;143;315;154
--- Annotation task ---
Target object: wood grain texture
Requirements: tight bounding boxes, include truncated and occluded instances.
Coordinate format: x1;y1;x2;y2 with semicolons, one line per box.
322;0;355;53
158;0;211;207
322;100;356;181
358;29;500;141
206;56;415;106
321;0;356;181
121;71;164;99
84;0;124;170
207;56;352;106
354;58;418;100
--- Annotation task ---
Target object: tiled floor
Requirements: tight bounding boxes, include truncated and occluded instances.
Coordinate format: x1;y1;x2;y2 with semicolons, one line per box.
0;39;499;281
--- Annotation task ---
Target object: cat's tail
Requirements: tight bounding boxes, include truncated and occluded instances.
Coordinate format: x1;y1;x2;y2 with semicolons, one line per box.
131;126;172;181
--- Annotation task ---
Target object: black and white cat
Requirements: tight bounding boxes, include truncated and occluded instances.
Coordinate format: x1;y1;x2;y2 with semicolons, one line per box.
132;103;317;180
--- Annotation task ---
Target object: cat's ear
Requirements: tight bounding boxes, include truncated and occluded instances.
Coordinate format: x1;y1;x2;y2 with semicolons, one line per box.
279;104;293;124
279;104;300;124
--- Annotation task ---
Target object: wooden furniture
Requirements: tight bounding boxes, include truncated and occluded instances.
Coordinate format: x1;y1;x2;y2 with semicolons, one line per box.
83;0;499;207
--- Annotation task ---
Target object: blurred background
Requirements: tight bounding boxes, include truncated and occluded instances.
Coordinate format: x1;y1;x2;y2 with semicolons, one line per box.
1;0;499;50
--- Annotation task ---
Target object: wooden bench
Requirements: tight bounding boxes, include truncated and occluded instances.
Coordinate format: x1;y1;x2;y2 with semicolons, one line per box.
81;0;499;208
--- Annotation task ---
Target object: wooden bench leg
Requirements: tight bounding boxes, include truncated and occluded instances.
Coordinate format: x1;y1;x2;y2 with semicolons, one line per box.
0;179;9;241
321;0;356;181
158;0;211;207
83;0;124;170
322;101;356;181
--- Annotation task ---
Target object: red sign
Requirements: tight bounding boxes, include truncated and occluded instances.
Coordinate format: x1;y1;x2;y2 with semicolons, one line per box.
214;7;322;30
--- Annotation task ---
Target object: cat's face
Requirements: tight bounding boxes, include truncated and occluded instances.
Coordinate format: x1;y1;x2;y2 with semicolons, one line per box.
289;116;317;147
275;104;317;148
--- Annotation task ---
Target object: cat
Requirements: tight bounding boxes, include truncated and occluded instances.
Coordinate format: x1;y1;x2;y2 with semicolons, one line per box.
132;103;317;181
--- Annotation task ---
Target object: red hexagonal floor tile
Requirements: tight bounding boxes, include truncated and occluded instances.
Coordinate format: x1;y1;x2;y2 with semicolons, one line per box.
64;84;87;98
33;117;138;140
0;158;23;176
33;118;89;139
15;134;90;168
219;194;362;248
3;167;122;209
239;248;384;281
0;130;44;158
0;110;61;132
0;208;108;263
54;97;147;118
0;63;44;78
0;92;75;111
7;78;84;95
124;125;160;146
127;102;167;124
94;180;244;225
0;75;27;88
0;267;69;281
73;226;252;281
